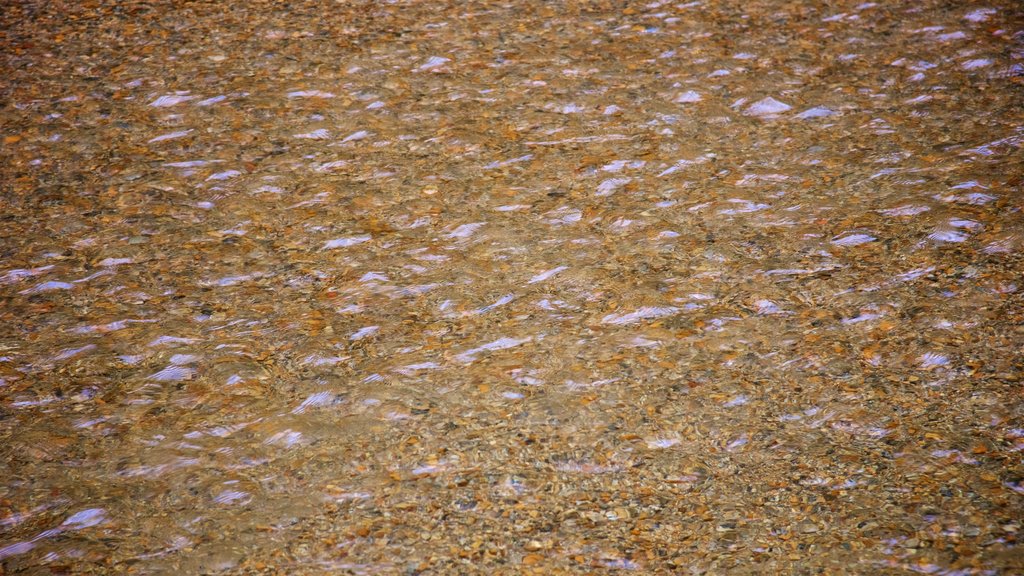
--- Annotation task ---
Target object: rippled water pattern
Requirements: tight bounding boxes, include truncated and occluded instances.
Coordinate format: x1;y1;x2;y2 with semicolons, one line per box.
1;1;1022;573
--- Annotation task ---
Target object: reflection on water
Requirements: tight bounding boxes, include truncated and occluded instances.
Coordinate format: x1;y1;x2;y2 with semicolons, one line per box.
1;0;1022;573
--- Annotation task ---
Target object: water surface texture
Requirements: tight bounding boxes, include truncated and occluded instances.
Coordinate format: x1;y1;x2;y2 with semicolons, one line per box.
2;0;1023;573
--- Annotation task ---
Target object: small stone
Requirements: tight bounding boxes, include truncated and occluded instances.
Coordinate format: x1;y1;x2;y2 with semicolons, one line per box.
522;553;544;565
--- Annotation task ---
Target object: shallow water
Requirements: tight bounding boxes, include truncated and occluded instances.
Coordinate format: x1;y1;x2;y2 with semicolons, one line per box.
1;0;1022;573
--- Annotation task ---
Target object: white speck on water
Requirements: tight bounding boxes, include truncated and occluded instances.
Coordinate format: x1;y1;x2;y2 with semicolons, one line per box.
647;438;680;449
315;160;349;172
294;129;330;139
928;230;968;243
292;391;335;414
724;395;749;407
0;542;34;560
265;429;303;448
416;56;450;71
919;352;950;369
455;337;531;363
324;235;371;249
796;106;835;119
964;8;996;22
726;436;749;450
148;365;196;382
596;177;632;197
469;294;515;315
544;207;581;225
61;509;106;530
555;103;584;113
150;94;195;107
52;345;97;361
19;281;73;294
412;465;442;476
962;58;992;70
394;362;441;375
948;218;981;230
148;336;197;347
148;130;192;143
831;233;876;247
446;222;485;239
341;130;370;143
165;160;219;168
895;267;935;283
843;311;884;324
98;258;134;267
601;306;679;326
350;326;379;340
206;170;240;181
675;90;702;103
879;205;930;217
718;199;770;215
0;265;54;284
745;97;791;116
658;155;710;176
213;490;251;505
755;300;784;315
600;160;645;172
195;95;227;106
287;90;335;98
528;266;568;284
484;154;533;169
203;273;259;287
962;193;996;205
